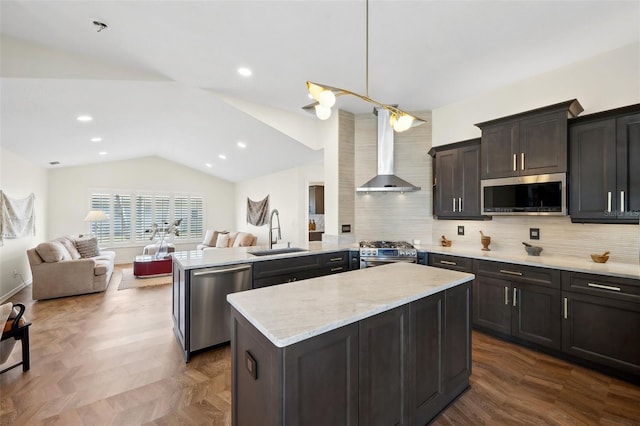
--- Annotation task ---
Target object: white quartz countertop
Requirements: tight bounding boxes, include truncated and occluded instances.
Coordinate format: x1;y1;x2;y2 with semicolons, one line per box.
416;244;640;280
172;241;356;270
227;262;474;348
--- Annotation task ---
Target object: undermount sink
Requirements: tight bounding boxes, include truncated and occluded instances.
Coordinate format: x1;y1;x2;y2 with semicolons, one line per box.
249;247;308;256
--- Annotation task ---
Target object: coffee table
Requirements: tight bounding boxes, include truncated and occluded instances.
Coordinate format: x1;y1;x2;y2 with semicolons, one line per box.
133;255;172;277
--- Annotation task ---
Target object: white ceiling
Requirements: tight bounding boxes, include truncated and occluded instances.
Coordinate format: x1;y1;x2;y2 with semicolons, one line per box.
1;1;639;182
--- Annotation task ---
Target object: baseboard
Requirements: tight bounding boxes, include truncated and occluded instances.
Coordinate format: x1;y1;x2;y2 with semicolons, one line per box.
0;280;31;303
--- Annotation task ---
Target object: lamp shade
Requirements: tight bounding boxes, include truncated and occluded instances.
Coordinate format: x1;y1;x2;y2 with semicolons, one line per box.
84;210;107;222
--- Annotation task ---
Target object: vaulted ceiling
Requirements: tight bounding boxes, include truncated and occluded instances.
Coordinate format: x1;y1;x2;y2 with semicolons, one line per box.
2;1;638;182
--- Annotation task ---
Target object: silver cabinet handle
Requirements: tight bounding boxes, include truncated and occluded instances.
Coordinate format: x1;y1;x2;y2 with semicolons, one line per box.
192;264;251;276
512;288;517;307
513;154;517;171
329;257;343;262
563;297;568;319
500;269;523;276
607;192;612;213
440;260;457;266
588;282;621;292
621;191;625;212
521;153;525;170
330;267;343;272
504;287;509;305
459;197;462;212
452;198;456;212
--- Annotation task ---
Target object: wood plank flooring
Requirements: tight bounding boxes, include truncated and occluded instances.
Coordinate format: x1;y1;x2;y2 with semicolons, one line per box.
2;265;639;425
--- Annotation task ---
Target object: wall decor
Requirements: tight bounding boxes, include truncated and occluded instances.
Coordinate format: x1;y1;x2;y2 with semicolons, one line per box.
247;195;269;226
0;191;36;246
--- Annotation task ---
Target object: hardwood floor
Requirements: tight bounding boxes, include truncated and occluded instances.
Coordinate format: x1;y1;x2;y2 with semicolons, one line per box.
2;266;639;425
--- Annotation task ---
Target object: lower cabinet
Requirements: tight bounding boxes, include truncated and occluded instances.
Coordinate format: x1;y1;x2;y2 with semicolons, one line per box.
252;251;349;288
231;283;471;426
562;271;640;376
473;276;561;350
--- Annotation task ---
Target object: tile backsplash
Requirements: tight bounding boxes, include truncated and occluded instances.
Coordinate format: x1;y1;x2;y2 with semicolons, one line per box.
432;216;640;265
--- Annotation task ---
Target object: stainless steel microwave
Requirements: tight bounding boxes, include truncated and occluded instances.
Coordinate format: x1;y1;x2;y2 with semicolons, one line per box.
481;173;567;215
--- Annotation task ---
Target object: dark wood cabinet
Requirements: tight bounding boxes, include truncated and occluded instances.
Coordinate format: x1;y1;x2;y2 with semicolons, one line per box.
252;251;349;288
561;272;640;376
472;260;562;350
309;185;324;214
359;306;409;425
428;253;473;273
431;139;483;219
569;106;640;223
231;283;472;426
476;100;582;179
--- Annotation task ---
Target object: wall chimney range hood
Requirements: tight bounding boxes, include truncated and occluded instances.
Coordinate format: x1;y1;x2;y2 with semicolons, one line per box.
357;108;421;193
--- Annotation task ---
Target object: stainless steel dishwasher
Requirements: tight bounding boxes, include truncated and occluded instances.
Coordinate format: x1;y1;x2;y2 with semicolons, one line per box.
189;263;252;351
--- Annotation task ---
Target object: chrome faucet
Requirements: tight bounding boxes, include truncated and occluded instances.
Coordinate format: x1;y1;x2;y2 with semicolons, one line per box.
268;209;281;249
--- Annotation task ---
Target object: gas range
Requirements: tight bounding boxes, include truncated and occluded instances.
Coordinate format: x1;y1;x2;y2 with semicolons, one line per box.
359;241;417;268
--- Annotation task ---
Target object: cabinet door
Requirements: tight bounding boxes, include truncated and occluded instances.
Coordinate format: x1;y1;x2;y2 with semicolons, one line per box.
458;143;481;216
511;282;561;350
444;282;471;394
569;119;617;221
481;121;519;179
519;110;567;175
284;323;359;426
435;148;458;217
359;306;409;426
616;113;640;222
410;291;444;426
562;292;640;376
473;275;511;335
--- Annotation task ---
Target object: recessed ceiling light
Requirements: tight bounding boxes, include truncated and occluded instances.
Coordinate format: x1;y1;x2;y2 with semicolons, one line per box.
49;161;60;165
77;115;93;122
98;151;107;156
237;67;252;77
205;163;213;168
91;137;102;142
219;154;227;160
237;142;246;148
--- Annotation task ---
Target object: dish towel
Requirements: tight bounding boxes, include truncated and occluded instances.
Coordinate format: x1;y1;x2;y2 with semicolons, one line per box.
0;191;36;247
247;195;269;226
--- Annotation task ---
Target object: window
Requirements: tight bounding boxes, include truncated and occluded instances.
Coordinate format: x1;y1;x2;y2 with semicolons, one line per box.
89;191;204;246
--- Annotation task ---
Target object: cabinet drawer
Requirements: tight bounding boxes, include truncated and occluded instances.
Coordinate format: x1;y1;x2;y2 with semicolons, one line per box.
562;271;640;303
428;254;473;273
253;255;322;279
321;251;349;266
473;260;560;288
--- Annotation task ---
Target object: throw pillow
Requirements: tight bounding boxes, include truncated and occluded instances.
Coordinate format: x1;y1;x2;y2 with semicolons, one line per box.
75;236;100;258
202;230;216;246
233;232;255;247
58;238;82;260
215;233;230;248
36;241;70;263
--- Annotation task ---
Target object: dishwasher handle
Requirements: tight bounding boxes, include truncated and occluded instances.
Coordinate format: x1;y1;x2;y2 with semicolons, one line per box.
192;264;252;277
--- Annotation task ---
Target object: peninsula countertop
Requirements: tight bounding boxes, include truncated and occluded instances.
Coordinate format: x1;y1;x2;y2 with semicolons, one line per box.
172;241;356;270
227;262;474;347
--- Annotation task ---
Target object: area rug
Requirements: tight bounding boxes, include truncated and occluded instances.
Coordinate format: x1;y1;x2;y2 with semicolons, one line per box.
117;267;172;290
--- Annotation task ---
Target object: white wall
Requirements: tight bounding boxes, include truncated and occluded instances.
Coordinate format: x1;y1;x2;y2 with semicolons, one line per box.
432;43;640;147
48;156;235;263
235;164;324;247
0;148;48;301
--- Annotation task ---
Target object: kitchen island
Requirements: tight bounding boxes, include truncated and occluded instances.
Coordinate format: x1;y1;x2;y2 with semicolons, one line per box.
227;262;474;426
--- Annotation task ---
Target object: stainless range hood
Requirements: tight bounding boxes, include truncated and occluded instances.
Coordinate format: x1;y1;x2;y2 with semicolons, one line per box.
356;108;421;193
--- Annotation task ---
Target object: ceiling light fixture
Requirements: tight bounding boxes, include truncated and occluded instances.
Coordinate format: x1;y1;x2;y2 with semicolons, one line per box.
91;137;102;142
303;0;426;132
98;151;107;156
237;142;246;148
219;154;227;160
77;115;93;122
238;67;252;77
205;163;213;168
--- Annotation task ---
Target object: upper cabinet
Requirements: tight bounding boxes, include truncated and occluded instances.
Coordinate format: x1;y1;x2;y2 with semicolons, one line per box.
476;100;583;179
309;185;324;214
430;139;485;219
569;105;640;223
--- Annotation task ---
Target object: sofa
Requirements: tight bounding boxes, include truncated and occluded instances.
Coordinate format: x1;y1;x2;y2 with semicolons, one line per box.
196;230;257;250
27;235;115;300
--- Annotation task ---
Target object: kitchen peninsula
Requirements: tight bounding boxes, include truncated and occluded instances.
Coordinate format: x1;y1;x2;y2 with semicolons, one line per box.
227;262;474;426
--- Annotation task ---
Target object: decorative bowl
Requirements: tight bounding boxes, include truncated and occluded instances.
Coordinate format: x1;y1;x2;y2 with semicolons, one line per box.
590;253;610;263
522;242;543;256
